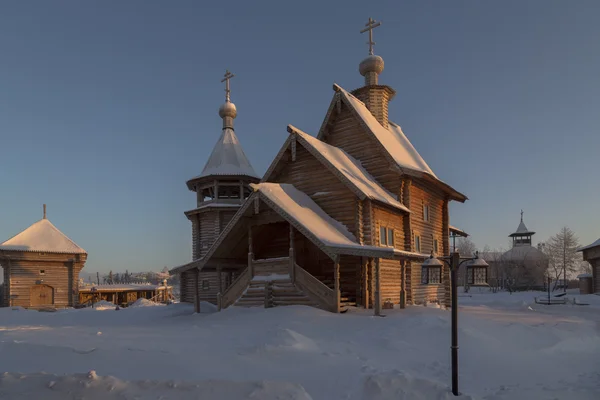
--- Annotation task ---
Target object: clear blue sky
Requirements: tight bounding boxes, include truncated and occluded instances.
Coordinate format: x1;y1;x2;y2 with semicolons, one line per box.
1;0;598;274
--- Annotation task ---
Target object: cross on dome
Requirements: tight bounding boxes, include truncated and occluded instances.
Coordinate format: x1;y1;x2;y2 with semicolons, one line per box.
221;70;235;102
360;17;382;56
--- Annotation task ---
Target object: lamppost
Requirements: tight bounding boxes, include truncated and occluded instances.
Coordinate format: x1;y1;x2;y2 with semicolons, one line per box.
422;250;489;396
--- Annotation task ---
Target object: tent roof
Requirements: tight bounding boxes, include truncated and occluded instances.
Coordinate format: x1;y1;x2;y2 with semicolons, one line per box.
0;218;86;254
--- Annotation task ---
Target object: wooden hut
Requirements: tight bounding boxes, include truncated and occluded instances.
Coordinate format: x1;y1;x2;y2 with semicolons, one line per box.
173;70;260;306
578;238;600;293
78;283;174;307
0;205;87;308
172;20;468;314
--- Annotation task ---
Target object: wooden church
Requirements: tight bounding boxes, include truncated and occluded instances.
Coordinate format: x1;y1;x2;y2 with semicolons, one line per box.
172;19;467;314
0;205;87;308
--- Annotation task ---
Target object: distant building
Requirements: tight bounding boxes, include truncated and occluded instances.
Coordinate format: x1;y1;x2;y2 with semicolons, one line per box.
0;205;87;308
578;238;600;293
487;212;548;289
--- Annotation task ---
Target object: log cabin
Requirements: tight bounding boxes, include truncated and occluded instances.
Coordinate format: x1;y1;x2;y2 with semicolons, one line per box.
171;19;468;314
578;238;600;293
0;205;87;308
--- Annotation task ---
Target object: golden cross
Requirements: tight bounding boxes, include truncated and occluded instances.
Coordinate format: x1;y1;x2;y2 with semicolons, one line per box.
221;70;235;102
360;17;382;56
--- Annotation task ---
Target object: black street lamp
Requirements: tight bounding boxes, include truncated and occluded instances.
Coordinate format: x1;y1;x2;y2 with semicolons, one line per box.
422;250;489;396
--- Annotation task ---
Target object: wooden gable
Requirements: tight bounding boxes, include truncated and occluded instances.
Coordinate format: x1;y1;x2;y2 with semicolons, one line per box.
317;93;403;204
267;139;359;238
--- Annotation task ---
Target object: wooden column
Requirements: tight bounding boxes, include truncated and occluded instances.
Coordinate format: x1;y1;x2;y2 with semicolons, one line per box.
400;259;406;309
194;269;200;313
334;255;341;313
362;257;369;309
289;224;295;283
374;257;381;316
248;226;254;276
217;265;222;295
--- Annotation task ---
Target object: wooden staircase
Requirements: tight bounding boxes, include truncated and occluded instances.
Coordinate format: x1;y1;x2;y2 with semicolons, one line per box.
234;257;314;308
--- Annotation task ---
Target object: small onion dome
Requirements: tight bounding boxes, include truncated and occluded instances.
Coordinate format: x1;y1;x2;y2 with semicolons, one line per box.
359;54;385;76
218;101;237;119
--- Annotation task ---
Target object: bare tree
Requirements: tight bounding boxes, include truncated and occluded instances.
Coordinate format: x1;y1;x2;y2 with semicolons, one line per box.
544;227;581;292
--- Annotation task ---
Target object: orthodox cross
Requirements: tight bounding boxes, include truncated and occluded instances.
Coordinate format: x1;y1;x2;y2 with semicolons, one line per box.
520;209;524;221
221;70;235;102
360;17;382;55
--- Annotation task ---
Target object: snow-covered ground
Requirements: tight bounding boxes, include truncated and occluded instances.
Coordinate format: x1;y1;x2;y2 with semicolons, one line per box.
1;290;599;399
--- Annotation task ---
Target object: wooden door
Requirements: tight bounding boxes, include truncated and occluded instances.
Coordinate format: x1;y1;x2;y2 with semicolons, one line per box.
30;285;54;307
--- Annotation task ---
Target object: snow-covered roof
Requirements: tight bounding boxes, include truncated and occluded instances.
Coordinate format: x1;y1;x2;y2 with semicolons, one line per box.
291;126;409;213
578;238;600;252
192;128;258;180
449;225;469;237
0;218;86;254
510;219;535;237
335;85;437;178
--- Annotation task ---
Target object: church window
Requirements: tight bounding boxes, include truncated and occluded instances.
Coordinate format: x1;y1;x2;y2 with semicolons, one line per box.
434;238;439;255
201;187;215;201
201;280;210;291
39;270;45;275
423;203;430;222
415;235;421;253
218;185;241;199
380;226;394;247
421;265;442;284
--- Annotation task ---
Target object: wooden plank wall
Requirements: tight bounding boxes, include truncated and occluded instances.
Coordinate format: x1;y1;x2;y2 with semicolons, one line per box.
179;270;221;304
199;212;217;258
321;105;401;197
273;144;358;237
409;179;449;306
8;261;78;308
2;266;9;306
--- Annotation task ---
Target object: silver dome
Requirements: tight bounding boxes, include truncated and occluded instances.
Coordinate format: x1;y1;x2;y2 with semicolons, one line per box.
359;55;385;76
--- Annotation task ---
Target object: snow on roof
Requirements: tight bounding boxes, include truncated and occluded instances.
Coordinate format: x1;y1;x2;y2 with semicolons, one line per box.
293;127;409;213
578;238;600;252
79;284;170;292
251;183;392;255
449;225;469;237
193;128;258;179
510;219;535;236
0;218;86;254
335;85;437;178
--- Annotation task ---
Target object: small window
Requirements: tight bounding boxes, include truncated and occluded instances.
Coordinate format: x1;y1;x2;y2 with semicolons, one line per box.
380;226;387;246
387;228;394;247
434;239;439;255
380;227;394;247
415;235;421;253
39;270;45;275
423;204;430;222
202;280;210;291
422;266;442;284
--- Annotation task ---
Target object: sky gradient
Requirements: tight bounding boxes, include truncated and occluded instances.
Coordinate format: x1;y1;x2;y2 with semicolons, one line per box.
1;0;598;274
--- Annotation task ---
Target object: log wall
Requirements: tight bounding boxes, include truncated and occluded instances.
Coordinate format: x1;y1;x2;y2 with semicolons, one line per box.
273;144;358;237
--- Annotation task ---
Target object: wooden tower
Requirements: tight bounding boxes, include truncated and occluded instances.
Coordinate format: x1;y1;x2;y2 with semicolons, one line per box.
179;71;259;306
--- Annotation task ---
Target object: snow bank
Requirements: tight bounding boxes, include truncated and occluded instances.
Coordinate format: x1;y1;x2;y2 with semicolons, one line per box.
0;372;313;400
360;370;473;400
129;298;163;308
89;300;116;310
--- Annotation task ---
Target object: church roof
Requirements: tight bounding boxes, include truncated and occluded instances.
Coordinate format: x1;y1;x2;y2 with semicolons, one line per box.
329;85;466;201
0;218;86;254
192;128;258;180
578;238;600;252
502;245;546;263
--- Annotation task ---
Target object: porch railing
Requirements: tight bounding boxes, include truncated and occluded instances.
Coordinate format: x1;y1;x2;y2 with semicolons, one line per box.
293;263;336;312
218;266;252;310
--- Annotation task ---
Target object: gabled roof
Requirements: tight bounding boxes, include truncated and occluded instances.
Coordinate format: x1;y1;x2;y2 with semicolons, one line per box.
318;84;467;202
171;183;426;274
0;218;86;254
190;128;258;180
262;125;409;213
578;238;600;252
